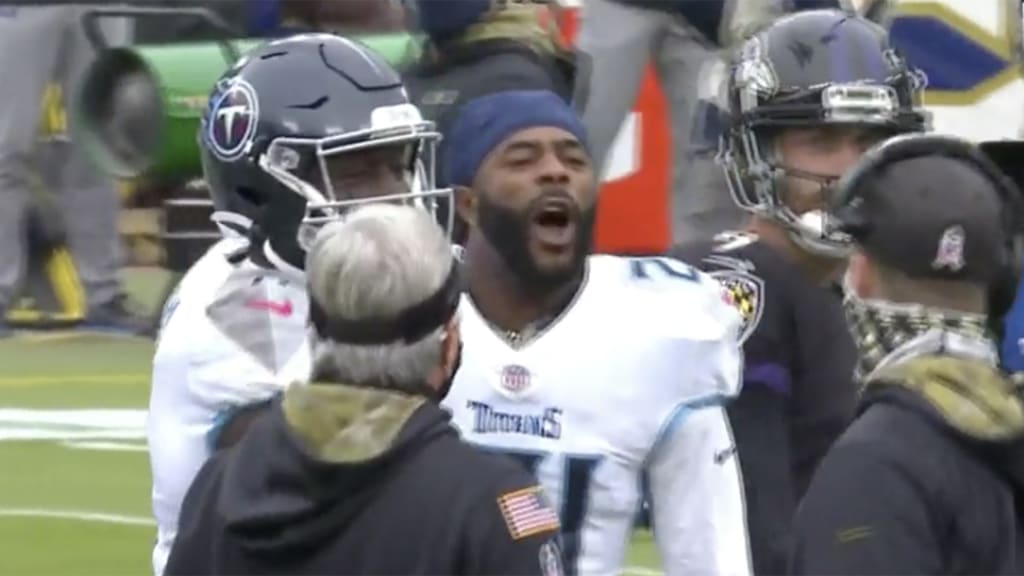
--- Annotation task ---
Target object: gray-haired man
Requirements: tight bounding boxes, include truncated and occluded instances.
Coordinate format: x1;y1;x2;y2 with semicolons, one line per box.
165;203;563;576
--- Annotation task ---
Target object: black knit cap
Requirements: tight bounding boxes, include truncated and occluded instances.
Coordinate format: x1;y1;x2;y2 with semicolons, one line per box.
849;154;1007;284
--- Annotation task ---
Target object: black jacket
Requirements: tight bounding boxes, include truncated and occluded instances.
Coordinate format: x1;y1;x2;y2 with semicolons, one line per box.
790;355;1024;575
669;233;858;575
165;382;563;576
403;37;572;186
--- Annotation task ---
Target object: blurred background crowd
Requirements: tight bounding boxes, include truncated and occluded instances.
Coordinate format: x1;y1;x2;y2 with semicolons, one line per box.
0;0;1021;339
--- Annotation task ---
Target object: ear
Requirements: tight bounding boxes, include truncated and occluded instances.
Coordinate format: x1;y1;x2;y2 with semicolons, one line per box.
454;185;478;228
441;316;461;372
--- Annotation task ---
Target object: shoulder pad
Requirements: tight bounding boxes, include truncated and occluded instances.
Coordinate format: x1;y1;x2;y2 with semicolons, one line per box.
712;231;759;253
707;267;765;345
670;232;761;275
205;267;309;373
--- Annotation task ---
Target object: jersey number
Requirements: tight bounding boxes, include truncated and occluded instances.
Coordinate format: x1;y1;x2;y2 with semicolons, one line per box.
489;447;601;574
629;256;699;283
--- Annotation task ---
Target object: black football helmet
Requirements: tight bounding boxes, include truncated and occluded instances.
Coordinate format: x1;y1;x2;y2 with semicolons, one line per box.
719;9;930;257
199;32;450;273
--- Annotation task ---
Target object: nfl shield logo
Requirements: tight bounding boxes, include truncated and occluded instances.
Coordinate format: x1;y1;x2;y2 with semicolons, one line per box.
500;365;532;393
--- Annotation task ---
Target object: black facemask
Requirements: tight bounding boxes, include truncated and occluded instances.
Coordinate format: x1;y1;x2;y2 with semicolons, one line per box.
475;191;595;297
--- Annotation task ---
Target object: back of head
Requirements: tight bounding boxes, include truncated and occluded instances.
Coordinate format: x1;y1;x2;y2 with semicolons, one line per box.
306;203;455;391
831;133;1020;305
830;133;1024;379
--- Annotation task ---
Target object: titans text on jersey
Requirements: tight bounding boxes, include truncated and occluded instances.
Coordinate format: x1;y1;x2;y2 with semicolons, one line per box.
466;401;563;439
443;255;753;576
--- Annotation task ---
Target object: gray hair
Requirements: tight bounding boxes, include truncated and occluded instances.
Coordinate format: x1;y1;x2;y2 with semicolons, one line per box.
305;204;455;392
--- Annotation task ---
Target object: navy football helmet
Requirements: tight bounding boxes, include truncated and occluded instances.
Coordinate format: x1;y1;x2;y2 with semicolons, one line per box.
199;33;450;272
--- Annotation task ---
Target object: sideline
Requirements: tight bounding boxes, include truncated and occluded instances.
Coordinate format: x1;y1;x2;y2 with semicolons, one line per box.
622;569;662;576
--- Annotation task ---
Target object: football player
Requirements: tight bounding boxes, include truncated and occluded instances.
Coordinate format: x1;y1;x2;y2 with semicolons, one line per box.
146;33;450;576
668;10;930;574
437;89;751;575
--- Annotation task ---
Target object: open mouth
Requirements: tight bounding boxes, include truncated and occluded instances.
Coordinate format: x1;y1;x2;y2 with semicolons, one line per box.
530;198;577;248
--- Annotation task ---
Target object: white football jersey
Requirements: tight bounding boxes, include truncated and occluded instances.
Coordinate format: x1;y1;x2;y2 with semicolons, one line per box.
444;255;752;576
147;242;312;576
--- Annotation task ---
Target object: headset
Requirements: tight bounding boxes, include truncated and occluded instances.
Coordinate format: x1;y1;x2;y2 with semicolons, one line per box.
830;133;1024;320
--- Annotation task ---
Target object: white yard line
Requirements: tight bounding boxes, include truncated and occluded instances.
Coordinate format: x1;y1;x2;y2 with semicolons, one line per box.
60;440;149;452
0;373;147;387
0;508;154;526
622;568;663;576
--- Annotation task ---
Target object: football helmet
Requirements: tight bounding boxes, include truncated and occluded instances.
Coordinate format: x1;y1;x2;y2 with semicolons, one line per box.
199;32;450;273
719;9;930;257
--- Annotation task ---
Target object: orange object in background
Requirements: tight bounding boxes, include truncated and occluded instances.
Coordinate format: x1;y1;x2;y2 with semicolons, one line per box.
555;6;673;255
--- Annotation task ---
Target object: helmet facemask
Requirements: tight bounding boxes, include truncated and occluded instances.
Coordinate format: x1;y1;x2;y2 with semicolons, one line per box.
256;104;454;252
720;82;928;258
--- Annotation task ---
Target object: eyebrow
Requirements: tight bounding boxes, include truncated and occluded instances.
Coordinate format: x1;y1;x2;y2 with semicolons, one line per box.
501;138;584;155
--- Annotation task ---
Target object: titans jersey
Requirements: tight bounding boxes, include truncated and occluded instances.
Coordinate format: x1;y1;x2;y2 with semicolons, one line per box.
148;244;312;576
444;255;752;576
670;232;857;575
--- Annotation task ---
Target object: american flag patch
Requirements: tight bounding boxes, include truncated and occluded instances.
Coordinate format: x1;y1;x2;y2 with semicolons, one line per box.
497;486;560;540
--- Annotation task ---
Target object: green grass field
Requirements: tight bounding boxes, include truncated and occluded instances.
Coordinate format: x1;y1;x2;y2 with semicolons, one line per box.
0;269;661;575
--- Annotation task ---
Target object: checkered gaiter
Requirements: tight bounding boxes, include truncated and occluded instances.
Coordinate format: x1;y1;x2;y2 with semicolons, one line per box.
842;292;990;382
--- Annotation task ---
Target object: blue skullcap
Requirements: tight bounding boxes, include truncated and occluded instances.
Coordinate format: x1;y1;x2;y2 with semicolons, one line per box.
445;90;589;188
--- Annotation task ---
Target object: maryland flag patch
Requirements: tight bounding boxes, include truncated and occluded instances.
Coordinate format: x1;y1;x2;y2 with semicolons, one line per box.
711;269;765;344
497;486;560;540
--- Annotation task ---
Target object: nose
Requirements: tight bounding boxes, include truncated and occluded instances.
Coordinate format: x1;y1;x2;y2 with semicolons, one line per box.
336;163;407;200
535;150;571;185
830;139;871;178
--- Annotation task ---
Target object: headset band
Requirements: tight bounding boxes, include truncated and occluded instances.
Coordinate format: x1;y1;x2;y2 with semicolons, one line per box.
310;261;461;345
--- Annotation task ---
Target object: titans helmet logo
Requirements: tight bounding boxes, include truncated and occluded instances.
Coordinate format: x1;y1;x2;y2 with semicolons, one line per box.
206;78;259;162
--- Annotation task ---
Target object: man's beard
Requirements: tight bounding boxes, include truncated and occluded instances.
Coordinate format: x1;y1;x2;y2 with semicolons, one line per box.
475;191;595;297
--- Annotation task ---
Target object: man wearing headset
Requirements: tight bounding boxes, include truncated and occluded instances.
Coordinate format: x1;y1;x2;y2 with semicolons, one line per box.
790;133;1024;575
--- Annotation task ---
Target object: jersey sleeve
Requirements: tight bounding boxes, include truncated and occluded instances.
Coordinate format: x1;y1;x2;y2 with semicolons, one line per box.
628;255;747;402
188;270;311;446
680;244;798;576
647;402;752;576
621;255;750;574
462;472;565;576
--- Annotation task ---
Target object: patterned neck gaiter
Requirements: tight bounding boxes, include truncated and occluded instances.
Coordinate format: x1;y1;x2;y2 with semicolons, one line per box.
842;281;995;383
